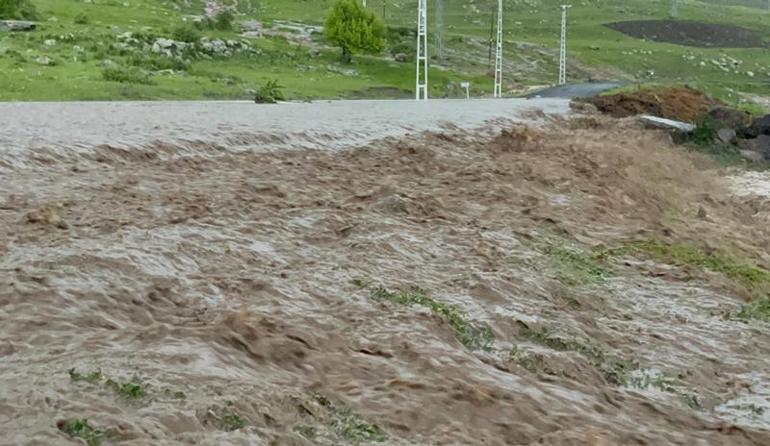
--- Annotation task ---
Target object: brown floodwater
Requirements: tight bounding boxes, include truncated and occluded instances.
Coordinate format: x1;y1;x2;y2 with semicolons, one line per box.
1;100;769;446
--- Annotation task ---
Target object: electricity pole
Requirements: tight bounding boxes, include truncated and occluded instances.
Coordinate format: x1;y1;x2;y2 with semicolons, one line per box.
559;5;569;85
416;0;429;100
670;0;679;18
493;0;503;98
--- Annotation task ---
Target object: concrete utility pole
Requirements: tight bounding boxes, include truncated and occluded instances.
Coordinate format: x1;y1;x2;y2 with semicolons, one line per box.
670;0;679;18
435;0;444;61
416;0;429;100
493;0;503;98
559;4;570;85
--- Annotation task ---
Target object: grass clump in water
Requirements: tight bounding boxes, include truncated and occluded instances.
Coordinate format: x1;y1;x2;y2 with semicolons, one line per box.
518;325;634;385
69;368;103;384
737;298;770;323
203;406;245;432
508;346;548;373
57;419;109;446
331;409;387;444
544;244;612;286
371;286;494;351
627;240;770;292
293;424;317;439
106;379;146;399
69;368;147;400
311;393;387;444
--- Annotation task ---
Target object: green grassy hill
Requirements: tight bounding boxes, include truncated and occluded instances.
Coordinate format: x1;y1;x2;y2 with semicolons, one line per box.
0;0;768;102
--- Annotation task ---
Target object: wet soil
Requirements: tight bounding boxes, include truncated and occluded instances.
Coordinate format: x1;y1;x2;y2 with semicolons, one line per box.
582;87;722;122
606;20;769;48
1;103;770;446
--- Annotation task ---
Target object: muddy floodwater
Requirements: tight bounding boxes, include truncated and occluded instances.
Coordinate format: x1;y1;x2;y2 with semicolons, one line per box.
1;100;769;446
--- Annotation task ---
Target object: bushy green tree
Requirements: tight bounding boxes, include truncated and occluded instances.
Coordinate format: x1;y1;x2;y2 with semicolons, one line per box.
0;0;38;20
324;0;385;63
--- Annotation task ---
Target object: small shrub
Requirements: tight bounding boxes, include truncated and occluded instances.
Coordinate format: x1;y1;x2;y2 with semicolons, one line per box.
213;10;234;31
171;23;201;43
194;11;235;31
254;80;285;104
73;12;89;25
691;115;718;146
101;66;154;85
0;0;38;20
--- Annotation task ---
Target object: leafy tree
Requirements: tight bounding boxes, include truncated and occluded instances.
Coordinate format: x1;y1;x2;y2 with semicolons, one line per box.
324;0;386;63
0;0;38;20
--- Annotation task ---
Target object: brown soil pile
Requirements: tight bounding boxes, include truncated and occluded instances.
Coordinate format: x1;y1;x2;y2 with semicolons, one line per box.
583;87;722;122
606;20;768;48
2;116;770;445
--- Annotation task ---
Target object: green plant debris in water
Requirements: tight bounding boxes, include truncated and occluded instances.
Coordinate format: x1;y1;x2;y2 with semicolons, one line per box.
544;244;612;286
508;346;548;373
106;379;147;399
57;419;109;446
737;298;770;323
332;409;387;444
311;393;387;444
371;287;494;351
205;407;245;432
69;368;103;384
69;368;147;400
519;325;634;385
293;424;317;439
627;240;770;292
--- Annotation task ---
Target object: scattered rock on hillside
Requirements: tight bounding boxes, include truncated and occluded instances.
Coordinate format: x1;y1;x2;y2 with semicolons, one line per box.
717;128;737;145
743;114;770;138
0;20;36;32
394;52;408;62
708;106;751;130
738;134;770;160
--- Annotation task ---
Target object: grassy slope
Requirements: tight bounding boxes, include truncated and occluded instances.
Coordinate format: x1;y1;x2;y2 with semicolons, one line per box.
0;0;768;101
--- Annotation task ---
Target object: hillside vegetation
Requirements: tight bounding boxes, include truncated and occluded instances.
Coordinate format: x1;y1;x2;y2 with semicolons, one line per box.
0;0;768;101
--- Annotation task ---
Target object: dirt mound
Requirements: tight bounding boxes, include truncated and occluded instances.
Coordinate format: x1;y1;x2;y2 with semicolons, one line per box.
606;20;768;48
582;87;722;122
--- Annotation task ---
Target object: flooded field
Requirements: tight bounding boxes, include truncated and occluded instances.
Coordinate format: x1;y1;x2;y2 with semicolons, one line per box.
1;100;769;446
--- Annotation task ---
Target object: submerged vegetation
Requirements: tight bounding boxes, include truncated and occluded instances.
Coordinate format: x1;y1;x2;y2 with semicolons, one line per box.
69;368;147;400
517;324;635;385
626;239;770;294
370;286;495;351
737;298;770;322
543;244;613;286
57;419;110;446
312;393;387;444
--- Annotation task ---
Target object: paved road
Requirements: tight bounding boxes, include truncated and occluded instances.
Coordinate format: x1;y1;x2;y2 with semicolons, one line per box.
527;82;624;99
0;98;570;168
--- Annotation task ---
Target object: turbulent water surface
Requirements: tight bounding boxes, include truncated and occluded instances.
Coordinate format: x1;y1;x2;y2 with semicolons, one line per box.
1;99;769;446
